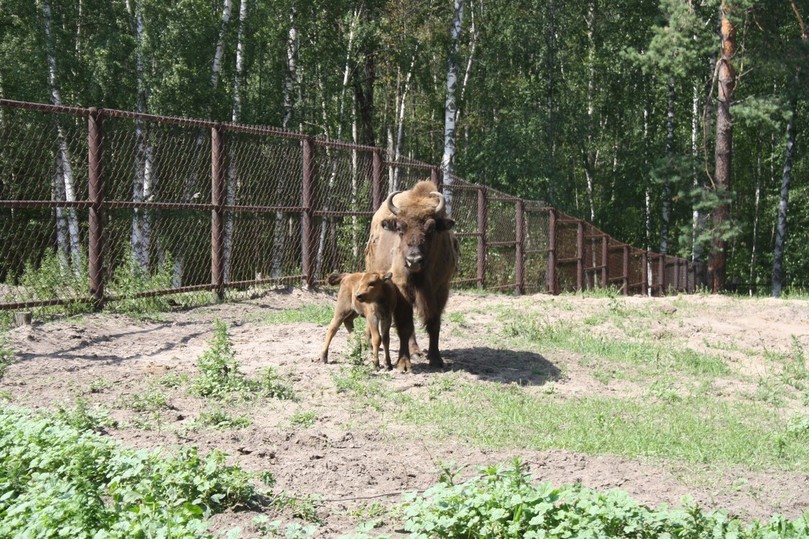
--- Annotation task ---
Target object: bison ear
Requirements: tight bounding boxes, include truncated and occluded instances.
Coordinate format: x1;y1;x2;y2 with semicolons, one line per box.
381;218;398;232
436;218;455;231
382;272;393;281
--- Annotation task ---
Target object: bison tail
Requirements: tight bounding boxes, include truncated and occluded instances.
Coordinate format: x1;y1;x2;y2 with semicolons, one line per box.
327;273;346;286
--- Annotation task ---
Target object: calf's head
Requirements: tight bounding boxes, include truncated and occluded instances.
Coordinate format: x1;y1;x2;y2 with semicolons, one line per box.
381;190;455;274
354;272;393;302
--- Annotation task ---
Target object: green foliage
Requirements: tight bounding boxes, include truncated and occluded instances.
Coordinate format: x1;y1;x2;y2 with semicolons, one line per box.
0;406;268;539
0;331;12;380
13;249;93;316
193;408;251;430
192;320;296;401
54;398;115;432
401;460;809;538
107;249;175;315
290;410;317;428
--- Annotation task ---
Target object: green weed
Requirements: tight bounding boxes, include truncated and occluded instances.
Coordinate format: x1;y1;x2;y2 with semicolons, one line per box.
191;321;295;401
290;410;318;428
107;250;175;315
400;459;809;538
0;331;12;380
0;405;269;538
194;408;251;430
54;397;115;431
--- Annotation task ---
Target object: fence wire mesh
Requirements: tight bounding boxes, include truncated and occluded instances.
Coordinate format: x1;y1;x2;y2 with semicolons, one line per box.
0;100;692;315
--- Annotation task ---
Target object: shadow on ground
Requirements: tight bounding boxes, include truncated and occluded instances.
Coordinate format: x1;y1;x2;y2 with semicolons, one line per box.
410;347;561;386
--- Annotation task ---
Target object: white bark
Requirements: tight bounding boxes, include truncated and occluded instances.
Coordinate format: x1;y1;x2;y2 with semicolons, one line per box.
224;0;248;283
441;0;464;215
273;6;299;278
126;0;154;271
41;0;81;272
211;0;233;89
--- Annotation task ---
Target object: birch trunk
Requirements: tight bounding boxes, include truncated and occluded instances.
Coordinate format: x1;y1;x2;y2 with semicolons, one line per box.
41;0;81;272
272;6;298;278
126;0;153;271
224;0;248;283
440;0;463;215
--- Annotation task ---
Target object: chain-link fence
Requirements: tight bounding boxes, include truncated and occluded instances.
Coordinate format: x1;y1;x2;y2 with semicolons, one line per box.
0;99;693;314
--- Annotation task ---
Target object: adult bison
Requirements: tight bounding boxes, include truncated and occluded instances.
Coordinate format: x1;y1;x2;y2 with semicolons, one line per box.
365;180;459;371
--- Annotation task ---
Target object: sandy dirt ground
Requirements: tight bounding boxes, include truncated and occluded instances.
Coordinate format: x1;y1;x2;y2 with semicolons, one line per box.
2;289;809;537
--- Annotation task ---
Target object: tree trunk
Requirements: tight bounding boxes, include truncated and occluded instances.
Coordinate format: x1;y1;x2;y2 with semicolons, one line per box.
273;6;298;278
393;47;417;190
772;96;797;298
441;0;463;215
709;3;736;293
126;0;153;271
41;0;82;273
224;0;247;283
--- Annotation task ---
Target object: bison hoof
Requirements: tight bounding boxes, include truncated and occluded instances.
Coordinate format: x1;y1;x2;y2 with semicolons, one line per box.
319;352;328;363
396;357;412;373
427;353;444;369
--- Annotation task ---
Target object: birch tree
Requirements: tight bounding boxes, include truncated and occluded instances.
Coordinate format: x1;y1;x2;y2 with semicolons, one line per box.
40;0;81;272
224;0;248;283
272;5;298;278
441;0;463;215
126;0;154;271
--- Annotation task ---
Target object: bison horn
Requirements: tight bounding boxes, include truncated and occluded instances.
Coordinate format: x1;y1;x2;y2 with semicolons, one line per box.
386;191;402;215
431;191;446;215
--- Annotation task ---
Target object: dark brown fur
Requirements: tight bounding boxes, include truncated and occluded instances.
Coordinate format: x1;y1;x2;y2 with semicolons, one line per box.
365;180;459;371
320;271;398;369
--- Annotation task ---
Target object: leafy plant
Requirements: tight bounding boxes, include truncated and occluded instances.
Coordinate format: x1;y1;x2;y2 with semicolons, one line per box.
194;408;251;430
289;410;317;428
54;397;115;432
107;249;175;315
0;406;271;539
0;331;12;380
401;460;809;538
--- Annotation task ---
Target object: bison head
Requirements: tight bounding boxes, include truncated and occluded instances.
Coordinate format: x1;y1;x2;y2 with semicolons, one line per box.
354;272;393;302
381;190;455;273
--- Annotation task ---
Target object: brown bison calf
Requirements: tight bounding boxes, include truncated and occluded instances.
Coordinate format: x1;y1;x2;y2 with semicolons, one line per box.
320;271;398;369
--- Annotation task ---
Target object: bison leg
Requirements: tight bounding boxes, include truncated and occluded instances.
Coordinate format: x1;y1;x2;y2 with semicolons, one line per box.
381;315;393;370
425;314;444;368
367;315;382;369
393;301;415;373
320;311;351;363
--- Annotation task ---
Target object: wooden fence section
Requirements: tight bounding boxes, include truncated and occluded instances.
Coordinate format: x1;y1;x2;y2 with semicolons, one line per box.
0;99;692;312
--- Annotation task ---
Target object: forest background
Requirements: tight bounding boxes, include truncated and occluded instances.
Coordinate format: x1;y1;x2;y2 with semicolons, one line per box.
1;0;807;295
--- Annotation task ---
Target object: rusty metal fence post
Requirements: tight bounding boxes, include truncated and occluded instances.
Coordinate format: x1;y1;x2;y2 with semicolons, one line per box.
515;199;525;295
88;108;104;310
641;251;649;296
477;186;487;287
601;236;608;287
211;124;225;301
301;137;315;288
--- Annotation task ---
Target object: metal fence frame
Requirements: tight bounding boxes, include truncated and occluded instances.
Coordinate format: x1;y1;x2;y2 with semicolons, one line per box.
0;99;693;312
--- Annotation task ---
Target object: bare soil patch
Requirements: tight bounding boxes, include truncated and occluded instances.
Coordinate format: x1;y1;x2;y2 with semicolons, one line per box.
2;289;809;537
